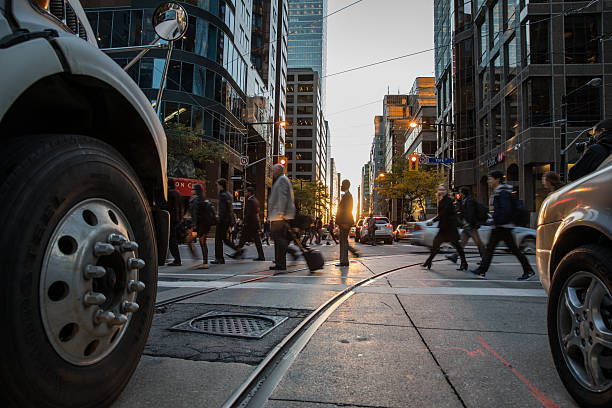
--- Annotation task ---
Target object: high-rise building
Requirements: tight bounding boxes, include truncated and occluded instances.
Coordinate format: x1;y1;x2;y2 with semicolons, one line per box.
361;162;371;218
287;0;327;104
285;68;327;184
434;0;611;224
370;116;386;215
383;95;411;173
404;77;437;156
83;0;280;211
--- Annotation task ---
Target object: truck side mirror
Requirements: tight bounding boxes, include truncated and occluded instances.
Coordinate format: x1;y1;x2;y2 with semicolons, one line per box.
153;2;188;42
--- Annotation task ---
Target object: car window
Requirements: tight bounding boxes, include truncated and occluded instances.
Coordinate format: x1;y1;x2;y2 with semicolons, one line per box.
375;218;389;224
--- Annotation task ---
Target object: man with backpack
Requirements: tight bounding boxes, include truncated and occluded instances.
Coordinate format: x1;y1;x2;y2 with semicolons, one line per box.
470;171;535;280
446;186;486;264
230;187;265;261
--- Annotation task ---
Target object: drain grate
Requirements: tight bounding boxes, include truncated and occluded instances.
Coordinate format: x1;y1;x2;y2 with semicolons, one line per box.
171;311;288;339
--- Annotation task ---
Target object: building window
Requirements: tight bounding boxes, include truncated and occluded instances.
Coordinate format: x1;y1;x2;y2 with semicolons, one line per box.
297;129;312;137
492;0;503;44
295;151;312;160
492;104;502;146
287;75;294;82
506;0;516;29
298;74;314;81
492;53;502;96
297;106;313;115
524;17;549;64
479;16;489;64
297;118;313;126
296;140;312;149
527;77;551;127
480;116;488;152
505;35;518;82
566;77;601;127
297;95;313;103
506;89;519;140
480;67;490;107
565;14;599;64
296;163;312;172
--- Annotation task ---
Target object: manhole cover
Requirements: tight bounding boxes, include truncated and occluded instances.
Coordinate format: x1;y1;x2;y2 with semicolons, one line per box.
171;311;287;339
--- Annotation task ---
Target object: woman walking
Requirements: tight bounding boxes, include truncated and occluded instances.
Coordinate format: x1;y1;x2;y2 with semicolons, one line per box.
422;184;468;270
188;183;214;269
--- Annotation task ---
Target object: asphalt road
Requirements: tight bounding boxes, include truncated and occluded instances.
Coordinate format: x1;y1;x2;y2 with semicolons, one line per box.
112;239;578;408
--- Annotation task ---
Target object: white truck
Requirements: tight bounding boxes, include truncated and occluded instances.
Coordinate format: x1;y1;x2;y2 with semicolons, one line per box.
0;1;181;406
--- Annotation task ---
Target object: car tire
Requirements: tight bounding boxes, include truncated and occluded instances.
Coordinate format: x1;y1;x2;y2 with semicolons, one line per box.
547;244;612;408
0;135;157;408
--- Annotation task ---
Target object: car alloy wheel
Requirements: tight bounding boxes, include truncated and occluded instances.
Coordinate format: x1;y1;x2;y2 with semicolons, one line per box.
558;271;612;392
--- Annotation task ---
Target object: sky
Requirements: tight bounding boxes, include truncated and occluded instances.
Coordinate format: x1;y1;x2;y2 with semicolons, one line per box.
325;0;435;196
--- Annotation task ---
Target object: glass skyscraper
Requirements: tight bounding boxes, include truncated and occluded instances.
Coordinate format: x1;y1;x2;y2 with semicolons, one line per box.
287;0;327;99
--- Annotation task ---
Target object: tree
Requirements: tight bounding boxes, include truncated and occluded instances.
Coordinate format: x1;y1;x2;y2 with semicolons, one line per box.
292;179;330;218
165;123;226;180
374;157;444;219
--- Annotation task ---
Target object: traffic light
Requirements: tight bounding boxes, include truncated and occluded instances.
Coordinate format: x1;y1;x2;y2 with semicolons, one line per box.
408;154;419;171
279;157;287;166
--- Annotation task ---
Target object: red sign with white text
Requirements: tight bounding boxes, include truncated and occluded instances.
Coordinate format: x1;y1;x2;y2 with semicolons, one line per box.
172;177;205;196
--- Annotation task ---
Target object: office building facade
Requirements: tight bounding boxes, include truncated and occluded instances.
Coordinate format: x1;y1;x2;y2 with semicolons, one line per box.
361;162;371;218
285;68;328;184
287;0;327;103
435;0;611;223
370;116;386;215
404;77;437;156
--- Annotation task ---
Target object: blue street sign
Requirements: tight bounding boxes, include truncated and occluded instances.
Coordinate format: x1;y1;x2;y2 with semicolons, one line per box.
428;158;455;164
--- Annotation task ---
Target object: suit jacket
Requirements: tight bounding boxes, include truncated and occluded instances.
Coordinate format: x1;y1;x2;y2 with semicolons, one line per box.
268;175;295;221
167;188;184;224
337;190;354;227
218;190;234;225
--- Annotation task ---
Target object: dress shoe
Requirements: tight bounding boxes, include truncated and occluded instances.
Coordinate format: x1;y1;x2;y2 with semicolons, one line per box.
470;269;486;279
210;259;225;264
253;257;265;261
269;265;286;271
421;261;432;270
457;262;468;271
167;261;181;266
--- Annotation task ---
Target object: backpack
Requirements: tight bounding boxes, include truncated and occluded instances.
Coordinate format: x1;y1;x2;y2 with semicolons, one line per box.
511;194;530;227
198;200;217;226
475;200;489;224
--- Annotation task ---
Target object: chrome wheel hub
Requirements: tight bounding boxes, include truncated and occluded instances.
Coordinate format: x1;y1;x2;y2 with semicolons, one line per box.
40;199;146;366
559;272;612;392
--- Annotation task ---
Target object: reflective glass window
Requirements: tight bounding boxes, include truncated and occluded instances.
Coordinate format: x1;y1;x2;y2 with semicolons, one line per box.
565;14;599;64
525;17;549;64
140;58;153;88
528;77;551;127
205;70;214;99
182;63;194;93
129;10;142;46
506;89;519;140
97;12;112;48
111;11;129;47
194;66;206;96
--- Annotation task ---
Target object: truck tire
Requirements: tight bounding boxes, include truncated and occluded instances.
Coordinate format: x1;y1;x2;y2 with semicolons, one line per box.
547;245;612;408
0;135;157;408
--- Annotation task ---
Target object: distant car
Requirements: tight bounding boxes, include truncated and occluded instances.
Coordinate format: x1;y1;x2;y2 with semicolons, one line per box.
394;225;408;241
355;218;364;242
349;226;356;238
407;218;536;253
360;216;394;245
536;153;612;408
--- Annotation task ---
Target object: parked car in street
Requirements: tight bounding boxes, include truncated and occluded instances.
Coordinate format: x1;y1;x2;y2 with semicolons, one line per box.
406;218;536;253
393;224;408;241
360;216;394;244
355;218;364;242
536;154;612;408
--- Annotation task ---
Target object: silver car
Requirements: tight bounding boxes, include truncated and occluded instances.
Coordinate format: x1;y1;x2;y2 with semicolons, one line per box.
360;216;394;245
536;154;612;407
406;218;536;254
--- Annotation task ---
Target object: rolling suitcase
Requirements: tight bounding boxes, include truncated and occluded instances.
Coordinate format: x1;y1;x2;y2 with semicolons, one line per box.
287;224;325;271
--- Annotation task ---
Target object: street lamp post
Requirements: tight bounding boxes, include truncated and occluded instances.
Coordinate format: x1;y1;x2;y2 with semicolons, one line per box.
560;78;602;182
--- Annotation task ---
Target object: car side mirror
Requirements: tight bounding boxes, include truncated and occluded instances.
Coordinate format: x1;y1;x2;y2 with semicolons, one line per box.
153;2;189;42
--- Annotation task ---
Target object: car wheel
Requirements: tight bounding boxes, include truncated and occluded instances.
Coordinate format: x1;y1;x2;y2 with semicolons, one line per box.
0;135;157;408
547;245;612;408
520;237;536;255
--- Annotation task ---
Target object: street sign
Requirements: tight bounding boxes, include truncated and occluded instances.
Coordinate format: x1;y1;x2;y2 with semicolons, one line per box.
232;202;243;210
230;176;243;181
428;158;455;164
240;156;249;166
419;154;428;164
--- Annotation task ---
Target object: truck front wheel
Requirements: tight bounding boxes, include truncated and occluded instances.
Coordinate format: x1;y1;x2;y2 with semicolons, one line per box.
0;135;157;407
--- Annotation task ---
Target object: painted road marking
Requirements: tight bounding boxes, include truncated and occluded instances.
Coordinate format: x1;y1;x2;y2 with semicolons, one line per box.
157;280;546;297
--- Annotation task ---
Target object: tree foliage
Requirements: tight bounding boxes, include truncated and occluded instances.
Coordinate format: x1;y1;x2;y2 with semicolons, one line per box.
165;124;226;180
292;179;330;217
374;157;445;214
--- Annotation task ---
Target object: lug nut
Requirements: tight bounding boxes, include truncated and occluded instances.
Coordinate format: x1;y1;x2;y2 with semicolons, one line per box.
84;265;106;279
121;301;140;313
128;280;145;293
83;291;106;306
128;257;145;270
111;314;128;326
93;243;115;257
108;233;127;245
94;310;116;325
121;241;139;252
